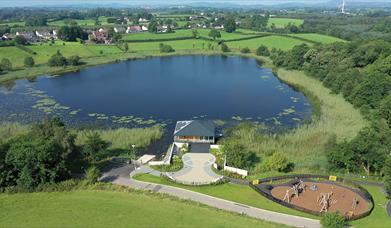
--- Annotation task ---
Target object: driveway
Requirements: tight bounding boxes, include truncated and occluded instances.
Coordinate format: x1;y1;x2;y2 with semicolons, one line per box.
168;153;222;184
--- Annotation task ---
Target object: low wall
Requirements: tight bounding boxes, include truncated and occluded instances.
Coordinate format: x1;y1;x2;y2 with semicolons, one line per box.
149;143;176;166
163;173;225;186
224;165;248;177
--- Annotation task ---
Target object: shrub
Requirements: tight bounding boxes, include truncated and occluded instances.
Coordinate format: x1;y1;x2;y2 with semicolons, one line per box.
220;42;230;52
256;45;270;56
320;212;347;228
82;132;110;162
24;56;35;67
67;55;81;66
159;43;175;53
0;58;12;71
48;51;67;67
240;47;251;54
262;152;290;172
84;166;101;184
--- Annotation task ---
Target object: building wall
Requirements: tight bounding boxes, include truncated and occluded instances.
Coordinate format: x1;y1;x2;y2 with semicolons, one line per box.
174;136;214;144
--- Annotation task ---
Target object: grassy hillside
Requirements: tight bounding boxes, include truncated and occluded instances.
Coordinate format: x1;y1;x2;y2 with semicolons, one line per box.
227;35;312;51
0;190;285;228
268;18;304;28
290;33;346;44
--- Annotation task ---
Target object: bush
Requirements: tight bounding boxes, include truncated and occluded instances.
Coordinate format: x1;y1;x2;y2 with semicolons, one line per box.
220;42;230;52
84;166;101;184
256;45;270;56
67;55;81;66
82;132;110;162
159;43;175;53
262;152;290;172
320;212;347;228
24;56;35;67
48;51;67;67
0;58;12;71
240;47;251;54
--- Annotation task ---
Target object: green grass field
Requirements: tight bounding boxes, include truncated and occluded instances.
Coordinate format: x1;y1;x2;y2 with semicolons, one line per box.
134;173;317;219
290;33;346;43
197;29;256;40
227;35;312;51
122;30;194;41
48;19;96;26
268;18;304;28
0;190;284;228
128;39;216;52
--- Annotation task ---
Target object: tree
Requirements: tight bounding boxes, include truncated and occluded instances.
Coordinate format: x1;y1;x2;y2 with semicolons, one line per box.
320;212;347;228
84;166;101;184
14;35;27;45
25;16;47;27
256;45;270;56
240;47;251;54
148;20;158;33
262;152;290;172
384;156;391;197
24;56;35;67
67;55;81;66
159;43;175;53
192;29;198;38
208;29;221;40
3;118;76;189
82;132;110;162
0;58;12;71
224;17;236;33
223;141;256;169
378;94;391;127
48;51;67;67
220;42;230;52
123;42;129;52
58;26;87;42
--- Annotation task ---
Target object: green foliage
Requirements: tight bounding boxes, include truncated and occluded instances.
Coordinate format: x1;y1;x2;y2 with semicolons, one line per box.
14;35;27;45
48;50;67;67
0;58;12;71
84;166;101;184
378;94;391;127
82;132;110;162
384;156;391;197
159;43;175;53
240;15;268;31
0;118;76;189
220;42;230;52
208;29;221;40
148;20;158;33
256;45;270;56
123;42;129;52
223;135;257;170
320;212;347;228
58;26;87;42
24;56;35;67
240;47;251;54
224;17;236;33
67;55;81;66
25;16;47;27
262;152;290;172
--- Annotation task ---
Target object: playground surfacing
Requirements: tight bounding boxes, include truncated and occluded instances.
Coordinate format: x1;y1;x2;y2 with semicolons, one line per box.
271;181;370;217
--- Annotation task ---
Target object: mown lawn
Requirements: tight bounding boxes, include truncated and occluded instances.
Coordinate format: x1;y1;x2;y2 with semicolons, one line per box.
227;35;312;51
133;173;317;219
291;33;346;44
268;18;304;28
350;186;391;228
0;190;285;228
122;30;194;41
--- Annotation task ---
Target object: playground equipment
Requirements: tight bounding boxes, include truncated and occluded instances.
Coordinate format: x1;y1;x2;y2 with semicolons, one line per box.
282;180;307;203
318;192;337;213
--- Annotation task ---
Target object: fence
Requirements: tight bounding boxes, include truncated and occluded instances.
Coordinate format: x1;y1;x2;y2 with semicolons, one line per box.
249;174;374;220
223;165;248;177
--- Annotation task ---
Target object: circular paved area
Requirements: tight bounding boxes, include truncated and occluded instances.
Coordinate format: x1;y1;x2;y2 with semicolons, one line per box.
169;153;223;185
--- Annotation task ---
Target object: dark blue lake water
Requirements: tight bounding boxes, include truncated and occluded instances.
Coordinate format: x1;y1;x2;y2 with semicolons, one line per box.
0;55;312;155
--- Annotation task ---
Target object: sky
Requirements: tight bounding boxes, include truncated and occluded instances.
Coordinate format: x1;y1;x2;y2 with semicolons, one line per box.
0;0;389;7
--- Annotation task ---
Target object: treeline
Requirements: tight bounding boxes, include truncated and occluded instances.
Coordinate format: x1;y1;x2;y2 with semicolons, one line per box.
0;118;120;191
270;40;391;181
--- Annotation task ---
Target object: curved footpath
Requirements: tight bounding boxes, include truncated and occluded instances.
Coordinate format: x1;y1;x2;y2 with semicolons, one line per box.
102;165;321;228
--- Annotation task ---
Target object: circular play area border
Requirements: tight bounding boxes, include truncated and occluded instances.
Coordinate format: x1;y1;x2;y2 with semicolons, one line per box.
250;174;374;220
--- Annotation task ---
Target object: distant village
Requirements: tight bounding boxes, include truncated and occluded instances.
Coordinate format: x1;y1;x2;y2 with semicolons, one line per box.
1;14;234;45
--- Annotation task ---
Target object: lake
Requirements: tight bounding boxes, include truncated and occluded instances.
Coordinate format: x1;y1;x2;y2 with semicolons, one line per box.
0;55;312;155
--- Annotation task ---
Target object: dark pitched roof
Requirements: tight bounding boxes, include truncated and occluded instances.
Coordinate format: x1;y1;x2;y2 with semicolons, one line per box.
174;120;215;137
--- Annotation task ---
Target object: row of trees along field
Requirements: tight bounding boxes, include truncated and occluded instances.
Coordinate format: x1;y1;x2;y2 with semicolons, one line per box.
270;40;391;192
0;118;115;191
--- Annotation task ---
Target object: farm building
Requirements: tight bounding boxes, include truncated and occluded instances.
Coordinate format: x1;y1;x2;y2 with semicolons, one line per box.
174;120;215;144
